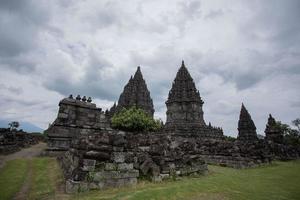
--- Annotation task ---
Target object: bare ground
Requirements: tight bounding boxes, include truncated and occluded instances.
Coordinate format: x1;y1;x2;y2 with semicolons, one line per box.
0;142;47;169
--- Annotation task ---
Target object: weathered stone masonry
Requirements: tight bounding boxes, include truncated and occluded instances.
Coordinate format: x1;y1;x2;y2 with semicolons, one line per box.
45;95;110;156
46;61;300;192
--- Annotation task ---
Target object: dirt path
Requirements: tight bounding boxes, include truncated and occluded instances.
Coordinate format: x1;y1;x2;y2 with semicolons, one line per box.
0;142;47;169
0;143;70;199
13;161;33;200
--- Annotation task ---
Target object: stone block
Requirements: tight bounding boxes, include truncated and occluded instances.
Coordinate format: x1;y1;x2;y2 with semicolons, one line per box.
82;159;96;172
90;144;113;152
152;175;162;182
138;146;150;152
88;113;95;118
58;113;68;119
66;179;80;193
180;164;208;175
160;173;170;180
112;152;125;163
112;135;126;146
126;177;138;185
93;170;139;181
85;151;110;161
105;163;117;171
117;163;133;171
113;146;124;152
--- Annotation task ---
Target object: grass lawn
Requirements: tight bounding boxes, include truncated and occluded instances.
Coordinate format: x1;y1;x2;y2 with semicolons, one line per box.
73;161;300;200
0;159;29;200
0;158;299;200
28;157;64;199
0;157;63;200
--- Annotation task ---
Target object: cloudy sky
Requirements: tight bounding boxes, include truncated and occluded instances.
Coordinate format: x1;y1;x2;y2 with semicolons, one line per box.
0;0;299;136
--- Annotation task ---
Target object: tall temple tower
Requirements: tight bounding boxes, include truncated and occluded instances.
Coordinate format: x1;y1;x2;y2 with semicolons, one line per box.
109;66;154;117
237;103;258;141
164;61;206;131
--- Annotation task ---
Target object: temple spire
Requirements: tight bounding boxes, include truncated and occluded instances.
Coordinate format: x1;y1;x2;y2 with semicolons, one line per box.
109;66;154;118
134;66;143;80
237;103;257;141
167;61;203;104
165;61;206;132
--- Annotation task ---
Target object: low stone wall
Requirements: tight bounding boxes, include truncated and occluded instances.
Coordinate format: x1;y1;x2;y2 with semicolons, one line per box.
60;131;208;193
0;128;42;155
199;155;266;168
62;150;138;193
266;141;300;160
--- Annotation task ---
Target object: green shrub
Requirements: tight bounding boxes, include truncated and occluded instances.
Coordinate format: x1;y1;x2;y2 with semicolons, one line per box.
111;107;162;132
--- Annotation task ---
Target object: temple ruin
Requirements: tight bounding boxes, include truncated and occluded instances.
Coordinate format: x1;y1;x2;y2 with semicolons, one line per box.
265;114;284;143
44;61;300;193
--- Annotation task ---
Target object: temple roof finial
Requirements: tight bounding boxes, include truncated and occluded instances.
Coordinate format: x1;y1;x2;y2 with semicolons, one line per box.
134;66;143;79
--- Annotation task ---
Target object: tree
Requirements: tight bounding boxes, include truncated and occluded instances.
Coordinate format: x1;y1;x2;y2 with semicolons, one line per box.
292;118;300;132
111;107;162;132
8;121;19;131
275;121;300;146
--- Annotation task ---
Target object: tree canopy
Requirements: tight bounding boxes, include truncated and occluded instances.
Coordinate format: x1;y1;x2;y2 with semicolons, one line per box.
111;107;162;132
8;121;19;130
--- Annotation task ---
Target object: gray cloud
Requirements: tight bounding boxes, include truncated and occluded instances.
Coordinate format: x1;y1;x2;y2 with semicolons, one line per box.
0;96;43;107
43;51;131;101
0;84;23;95
241;0;300;49
0;0;50;72
204;9;224;19
0;0;299;136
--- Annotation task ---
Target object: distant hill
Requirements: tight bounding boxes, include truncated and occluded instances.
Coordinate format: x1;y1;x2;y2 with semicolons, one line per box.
0;120;44;133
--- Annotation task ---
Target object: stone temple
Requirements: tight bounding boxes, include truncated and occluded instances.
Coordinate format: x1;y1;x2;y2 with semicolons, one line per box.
107;66;154;118
165;61;223;138
237;103;258;141
44;61;300;193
